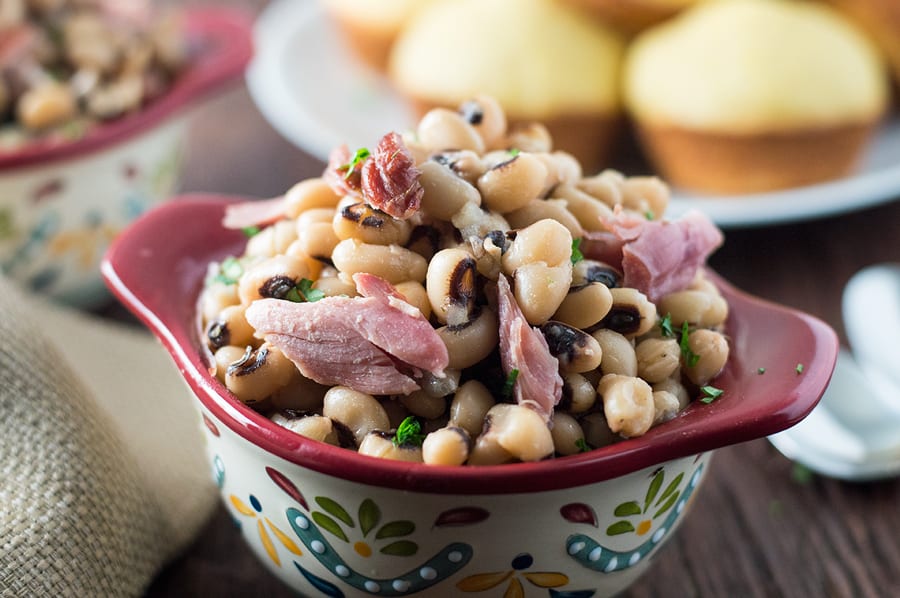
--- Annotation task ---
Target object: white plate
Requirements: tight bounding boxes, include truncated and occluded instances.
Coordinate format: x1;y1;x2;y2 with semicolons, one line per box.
247;0;900;228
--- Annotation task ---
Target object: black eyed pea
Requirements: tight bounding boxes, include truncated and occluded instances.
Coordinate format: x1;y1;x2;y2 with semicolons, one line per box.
503;122;553;154
576;169;624;209
683;329;730;386
417;107;485;153
597;373;655;438
430;150;486;185
331;239;427;284
448;380;495;438
535;151;582;191
599;288;657;338
293;222;340;260
513;263;572;325
418;160;482;221
283;178;341;218
422;426;472;466
458;95;507;149
85;75;143;119
561;372;597;414
504;198;584;239
658;290;729;329
622;176;670;220
469;404;554;464
540;321;603;373
238;254;311;305
322;386;391;448
477;152;548;214
358;431;424;463
572;260;622;288
688;270;720;296
418;369;461;399
652;377;691;412
652;390;681;427
400;390;448;420
451;200;510;242
469;233;504;280
246;219;299;258
332;202;413;246
580;412;619;449
17;81;77;130
438;307;499;370
551;412;586;456
551;184;615;232
270;374;330;412
502;218;572;272
225;343;298;405
592;329;638;377
553;283;614;330
426;247;479;326
394;281;431;320
271;413;339;445
213;345;248;383
200;281;240;323
206;304;256;351
296;207;336;230
635;337;681;383
313;274;358;298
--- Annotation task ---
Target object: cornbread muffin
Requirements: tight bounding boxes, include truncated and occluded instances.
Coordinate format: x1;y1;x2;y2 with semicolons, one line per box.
321;0;433;72
388;0;626;171
623;0;889;194
826;0;900;85
562;0;704;34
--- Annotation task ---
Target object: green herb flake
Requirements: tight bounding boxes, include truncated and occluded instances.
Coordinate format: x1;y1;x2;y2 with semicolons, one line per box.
394;416;425;447
241;225;261;238
213;257;243;285
791;462;814;485
286;278;325;303
570;238;584;265
679;321;700;367
795;363;804;375
508;147;521;157
699;385;724;404
575;438;590;453
502;369;520;399
341;147;371;180
659;313;675;338
757;367;766;375
644;210;655;221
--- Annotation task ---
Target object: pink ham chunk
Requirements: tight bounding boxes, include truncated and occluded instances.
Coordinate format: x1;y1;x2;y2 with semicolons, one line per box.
245;276;447;396
222;196;285;230
602;209;723;302
495;274;562;422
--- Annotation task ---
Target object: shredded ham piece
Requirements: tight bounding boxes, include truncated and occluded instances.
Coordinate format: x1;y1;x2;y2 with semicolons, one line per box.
222;196;285;230
495;275;562;422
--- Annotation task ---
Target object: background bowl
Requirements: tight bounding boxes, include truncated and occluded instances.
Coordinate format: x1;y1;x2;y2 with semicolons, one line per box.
102;195;838;597
0;9;252;307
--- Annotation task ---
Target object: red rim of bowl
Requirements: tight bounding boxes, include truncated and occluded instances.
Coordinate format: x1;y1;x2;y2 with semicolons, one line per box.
102;194;839;495
0;7;253;172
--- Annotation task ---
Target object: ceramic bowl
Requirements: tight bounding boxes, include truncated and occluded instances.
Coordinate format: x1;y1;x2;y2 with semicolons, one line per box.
0;9;252;307
102;195;838;598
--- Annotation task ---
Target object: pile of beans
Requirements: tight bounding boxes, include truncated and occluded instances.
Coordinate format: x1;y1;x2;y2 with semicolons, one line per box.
0;0;184;147
199;96;730;466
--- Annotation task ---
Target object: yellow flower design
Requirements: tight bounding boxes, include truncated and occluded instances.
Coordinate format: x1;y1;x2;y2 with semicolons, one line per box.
230;494;302;567
457;553;568;597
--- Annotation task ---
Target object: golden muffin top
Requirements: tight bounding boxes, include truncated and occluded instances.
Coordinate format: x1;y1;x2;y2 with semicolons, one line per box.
389;0;625;119
623;0;889;132
321;0;433;36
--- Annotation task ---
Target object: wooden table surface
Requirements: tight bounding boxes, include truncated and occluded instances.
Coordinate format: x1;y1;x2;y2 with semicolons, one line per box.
142;4;900;595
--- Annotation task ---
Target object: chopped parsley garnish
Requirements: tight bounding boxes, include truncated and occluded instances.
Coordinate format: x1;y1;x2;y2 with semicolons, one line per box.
394;416;425;447
508;147;521;157
501;368;520;399
644;210;655;220
795;363;804;375
341;147;370;180
213;257;243;285
757;367;767;375
575;438;590;453
285;278;325;303
658;313;675;338
570;238;584;265
699;385;724;404
679;321;700;367
241;225;260;238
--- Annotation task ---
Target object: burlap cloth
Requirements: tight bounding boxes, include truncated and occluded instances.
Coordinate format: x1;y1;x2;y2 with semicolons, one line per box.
0;276;217;597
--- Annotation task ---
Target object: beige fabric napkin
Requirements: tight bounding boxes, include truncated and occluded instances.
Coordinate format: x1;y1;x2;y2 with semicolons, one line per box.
0;276;217;597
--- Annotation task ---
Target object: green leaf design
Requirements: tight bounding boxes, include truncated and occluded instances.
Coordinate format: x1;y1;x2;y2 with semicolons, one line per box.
606;521;635;536
653;492;680;519
379;540;418;556
312;512;348;542
644;469;665;513
358;499;381;537
315;497;354;527
656;473;684;507
375;520;416;539
613;501;642;517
